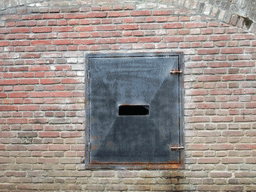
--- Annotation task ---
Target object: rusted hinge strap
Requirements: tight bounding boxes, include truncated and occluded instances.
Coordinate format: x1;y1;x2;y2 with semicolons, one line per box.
170;69;182;74
170;146;184;151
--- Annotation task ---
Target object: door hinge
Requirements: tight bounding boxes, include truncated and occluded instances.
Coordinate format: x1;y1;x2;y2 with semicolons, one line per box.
87;142;91;151
87;70;90;79
170;69;182;74
170;146;184;151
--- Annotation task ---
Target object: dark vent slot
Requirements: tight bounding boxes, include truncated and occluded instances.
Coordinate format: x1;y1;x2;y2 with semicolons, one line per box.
119;105;149;116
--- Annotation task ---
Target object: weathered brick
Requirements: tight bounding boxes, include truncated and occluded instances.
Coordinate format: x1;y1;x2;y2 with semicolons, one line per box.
75;26;95;31
108;11;129;17
198;49;219;54
118;24;138;30
31;40;51;45
0;105;18;111
131;10;151;16
52;39;73;45
65;13;85;19
86;12;107;18
43;14;63;19
198;158;220;164
8;92;29;98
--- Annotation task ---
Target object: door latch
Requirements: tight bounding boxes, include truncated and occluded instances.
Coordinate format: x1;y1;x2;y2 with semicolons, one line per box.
170;146;184;151
170;69;182;74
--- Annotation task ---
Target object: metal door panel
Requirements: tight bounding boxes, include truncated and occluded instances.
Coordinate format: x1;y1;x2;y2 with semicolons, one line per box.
86;53;183;169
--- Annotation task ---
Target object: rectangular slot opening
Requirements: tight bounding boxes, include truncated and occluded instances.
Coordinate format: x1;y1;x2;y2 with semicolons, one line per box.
118;105;149;116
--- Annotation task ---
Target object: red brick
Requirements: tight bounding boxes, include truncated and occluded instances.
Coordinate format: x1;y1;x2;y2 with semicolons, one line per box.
30;92;51;97
212;116;233;122
0;41;9;46
152;10;173;15
22;14;42;20
209;35;230;41
10;40;30;46
232;34;254;40
40;79;60;84
19;105;40;111
32;27;52;33
39;132;59;138
139;24;160;30
96;38;116;44
222;130;243;136
17;184;38;190
49;144;70;151
96;25;116;31
163;23;183;29
19;79;39;84
210;172;232;178
0;93;7;98
118;24;139;30
74;39;95;45
246;158;256;163
124;4;135;10
61;132;81;138
108;11;129;17
60;79;80;84
0;79;18;85
43;14;63;19
198;158;220;164
41;105;61;111
210;89;232;95
131;10;151;16
8;92;29;98
187;144;209;150
221;48;243;54
209;62;231;68
7;118;27;124
75;26;95;31
233;88;255;95
235;144;256;150
31;40;51;45
21;53;40;58
198;49;219;55
52;39;73;45
86;12;107;18
222;103;243;108
65;13;85;19
51;92;72;97
198;75;220;82
53;26;73;32
246;103;256;108
185;22;207;28
211;144;233;150
0;105;18;111
139;37;161;43
187;116;210;122
197;103;219;109
117;37;138;43
233;61;255;67
222;75;244;81
6;171;26;177
186;89;208;96
10;27;30;33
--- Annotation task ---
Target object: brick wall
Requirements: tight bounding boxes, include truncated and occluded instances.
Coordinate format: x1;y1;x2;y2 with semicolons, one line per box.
0;0;256;191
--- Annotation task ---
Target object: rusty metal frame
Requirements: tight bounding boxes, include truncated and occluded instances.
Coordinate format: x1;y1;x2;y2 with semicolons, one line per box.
85;52;184;170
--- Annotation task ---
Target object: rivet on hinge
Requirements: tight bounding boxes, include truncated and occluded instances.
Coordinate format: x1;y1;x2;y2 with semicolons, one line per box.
170;69;182;74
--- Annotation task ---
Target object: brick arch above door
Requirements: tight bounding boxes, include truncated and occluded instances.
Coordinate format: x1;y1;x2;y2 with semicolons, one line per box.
0;0;256;34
